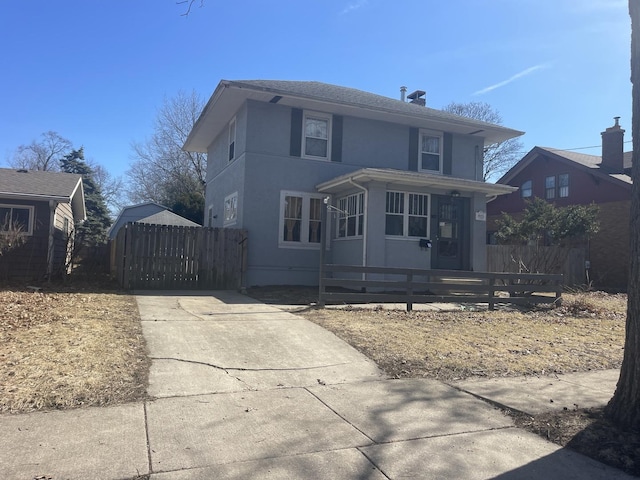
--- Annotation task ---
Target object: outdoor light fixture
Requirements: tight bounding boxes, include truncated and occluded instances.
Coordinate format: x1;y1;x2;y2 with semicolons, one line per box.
450;190;461;197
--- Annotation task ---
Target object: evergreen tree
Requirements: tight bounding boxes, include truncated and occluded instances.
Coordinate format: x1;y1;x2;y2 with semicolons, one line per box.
60;148;111;246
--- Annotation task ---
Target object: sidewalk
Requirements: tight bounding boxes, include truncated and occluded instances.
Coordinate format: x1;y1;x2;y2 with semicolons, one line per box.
0;291;631;479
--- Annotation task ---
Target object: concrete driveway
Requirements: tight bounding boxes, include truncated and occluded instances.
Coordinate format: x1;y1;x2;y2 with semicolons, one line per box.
0;290;632;479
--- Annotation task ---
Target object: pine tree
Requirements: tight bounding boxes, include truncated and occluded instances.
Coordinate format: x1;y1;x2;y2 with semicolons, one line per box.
60;148;111;246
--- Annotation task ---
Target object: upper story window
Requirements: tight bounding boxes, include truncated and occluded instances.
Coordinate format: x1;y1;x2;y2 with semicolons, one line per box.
224;192;238;226
0;204;33;236
303;111;331;160
545;176;556;199
337;192;364;238
279;191;324;248
559;174;569;198
521;180;532;198
207;206;214;227
419;130;442;173
228;117;236;162
385;191;429;237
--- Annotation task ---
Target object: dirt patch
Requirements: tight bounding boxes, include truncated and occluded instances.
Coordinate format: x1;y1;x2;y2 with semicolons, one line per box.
0;284;150;413
248;287;637;476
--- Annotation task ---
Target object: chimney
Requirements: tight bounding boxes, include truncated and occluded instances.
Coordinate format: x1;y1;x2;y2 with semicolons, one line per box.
601;117;625;172
400;86;407;102
407;90;426;106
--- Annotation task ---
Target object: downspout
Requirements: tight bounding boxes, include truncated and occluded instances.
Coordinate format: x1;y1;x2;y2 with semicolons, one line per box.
47;200;57;281
347;178;368;279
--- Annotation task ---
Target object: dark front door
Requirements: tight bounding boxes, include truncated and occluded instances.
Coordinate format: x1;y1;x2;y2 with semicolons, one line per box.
431;195;470;270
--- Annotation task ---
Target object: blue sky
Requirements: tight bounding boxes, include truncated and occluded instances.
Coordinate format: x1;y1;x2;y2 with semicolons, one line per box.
0;0;631;182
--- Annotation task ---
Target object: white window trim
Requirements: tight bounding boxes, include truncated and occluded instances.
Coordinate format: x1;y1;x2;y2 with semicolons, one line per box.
223;192;238;226
521;180;533;198
278;190;326;249
336;192;364;239
559;173;569;198
302;111;332;161
0;204;34;236
384;191;431;239
228;117;236;163
418;129;443;174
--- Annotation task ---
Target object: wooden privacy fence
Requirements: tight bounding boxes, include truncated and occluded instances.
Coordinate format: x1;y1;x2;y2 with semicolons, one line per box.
112;223;247;290
318;264;563;311
487;245;586;287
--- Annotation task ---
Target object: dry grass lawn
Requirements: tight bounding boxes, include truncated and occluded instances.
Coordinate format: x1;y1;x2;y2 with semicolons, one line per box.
0;286;149;414
295;292;626;381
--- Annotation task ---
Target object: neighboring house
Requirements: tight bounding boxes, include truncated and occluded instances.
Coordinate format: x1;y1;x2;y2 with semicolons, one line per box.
0;168;86;279
108;202;200;240
183;79;522;286
487;118;632;290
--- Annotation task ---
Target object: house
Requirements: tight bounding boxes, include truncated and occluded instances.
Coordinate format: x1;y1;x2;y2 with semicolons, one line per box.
0;168;86;279
183;80;522;286
487;118;632;290
108;202;200;240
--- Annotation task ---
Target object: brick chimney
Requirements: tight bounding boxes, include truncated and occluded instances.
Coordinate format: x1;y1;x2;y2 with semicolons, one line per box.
601;117;625;172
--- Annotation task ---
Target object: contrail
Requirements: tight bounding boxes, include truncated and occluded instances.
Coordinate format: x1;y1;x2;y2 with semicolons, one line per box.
473;64;550;95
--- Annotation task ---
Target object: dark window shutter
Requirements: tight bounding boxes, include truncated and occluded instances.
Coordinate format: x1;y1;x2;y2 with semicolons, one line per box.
443;132;453;175
408;128;419;171
331;115;343;162
290;108;302;157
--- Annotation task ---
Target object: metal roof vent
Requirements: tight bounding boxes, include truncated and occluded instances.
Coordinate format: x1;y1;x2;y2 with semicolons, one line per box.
407;90;426;106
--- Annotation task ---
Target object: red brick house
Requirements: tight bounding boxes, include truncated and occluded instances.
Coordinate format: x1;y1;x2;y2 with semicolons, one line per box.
487;118;631;290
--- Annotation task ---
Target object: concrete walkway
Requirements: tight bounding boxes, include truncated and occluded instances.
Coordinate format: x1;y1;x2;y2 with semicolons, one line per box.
0;291;632;479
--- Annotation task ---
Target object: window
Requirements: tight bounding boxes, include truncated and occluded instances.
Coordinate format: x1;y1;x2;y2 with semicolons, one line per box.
545;176;556;199
521;180;532;198
337;192;364;238
419;130;442;173
303;111;331;159
0;204;33;235
280;191;324;247
385;191;429;237
228;118;236;162
559;174;569;198
223;192;238;226
207;206;214;227
228;117;236;162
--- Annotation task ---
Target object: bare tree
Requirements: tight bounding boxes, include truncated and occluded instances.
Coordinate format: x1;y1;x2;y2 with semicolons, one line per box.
605;0;640;429
10;131;72;171
87;161;125;216
177;0;204;16
126;90;207;221
442;102;523;181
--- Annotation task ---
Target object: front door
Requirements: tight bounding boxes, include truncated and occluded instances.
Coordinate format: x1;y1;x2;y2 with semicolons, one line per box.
431;195;470;270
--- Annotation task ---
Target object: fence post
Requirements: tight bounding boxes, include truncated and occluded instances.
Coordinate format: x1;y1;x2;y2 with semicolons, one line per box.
406;272;413;312
555;275;563;308
488;274;495;311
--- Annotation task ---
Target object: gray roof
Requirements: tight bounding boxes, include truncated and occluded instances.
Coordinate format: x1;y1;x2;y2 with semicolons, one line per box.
184;79;524;152
0;168;83;198
137;210;200;227
0;168;86;220
108;202;200;239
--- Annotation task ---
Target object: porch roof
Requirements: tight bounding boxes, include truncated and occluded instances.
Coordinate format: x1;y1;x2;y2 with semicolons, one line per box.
316;168;517;196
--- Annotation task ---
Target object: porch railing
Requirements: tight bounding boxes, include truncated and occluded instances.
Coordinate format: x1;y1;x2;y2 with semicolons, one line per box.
318;264;563;311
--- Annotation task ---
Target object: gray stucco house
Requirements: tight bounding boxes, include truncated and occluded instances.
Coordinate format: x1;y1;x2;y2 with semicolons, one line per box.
183;80;521;286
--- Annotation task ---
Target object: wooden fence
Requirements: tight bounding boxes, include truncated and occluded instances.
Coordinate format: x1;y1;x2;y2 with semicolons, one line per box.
112;223;247;290
318;264;563;311
487;245;586;286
